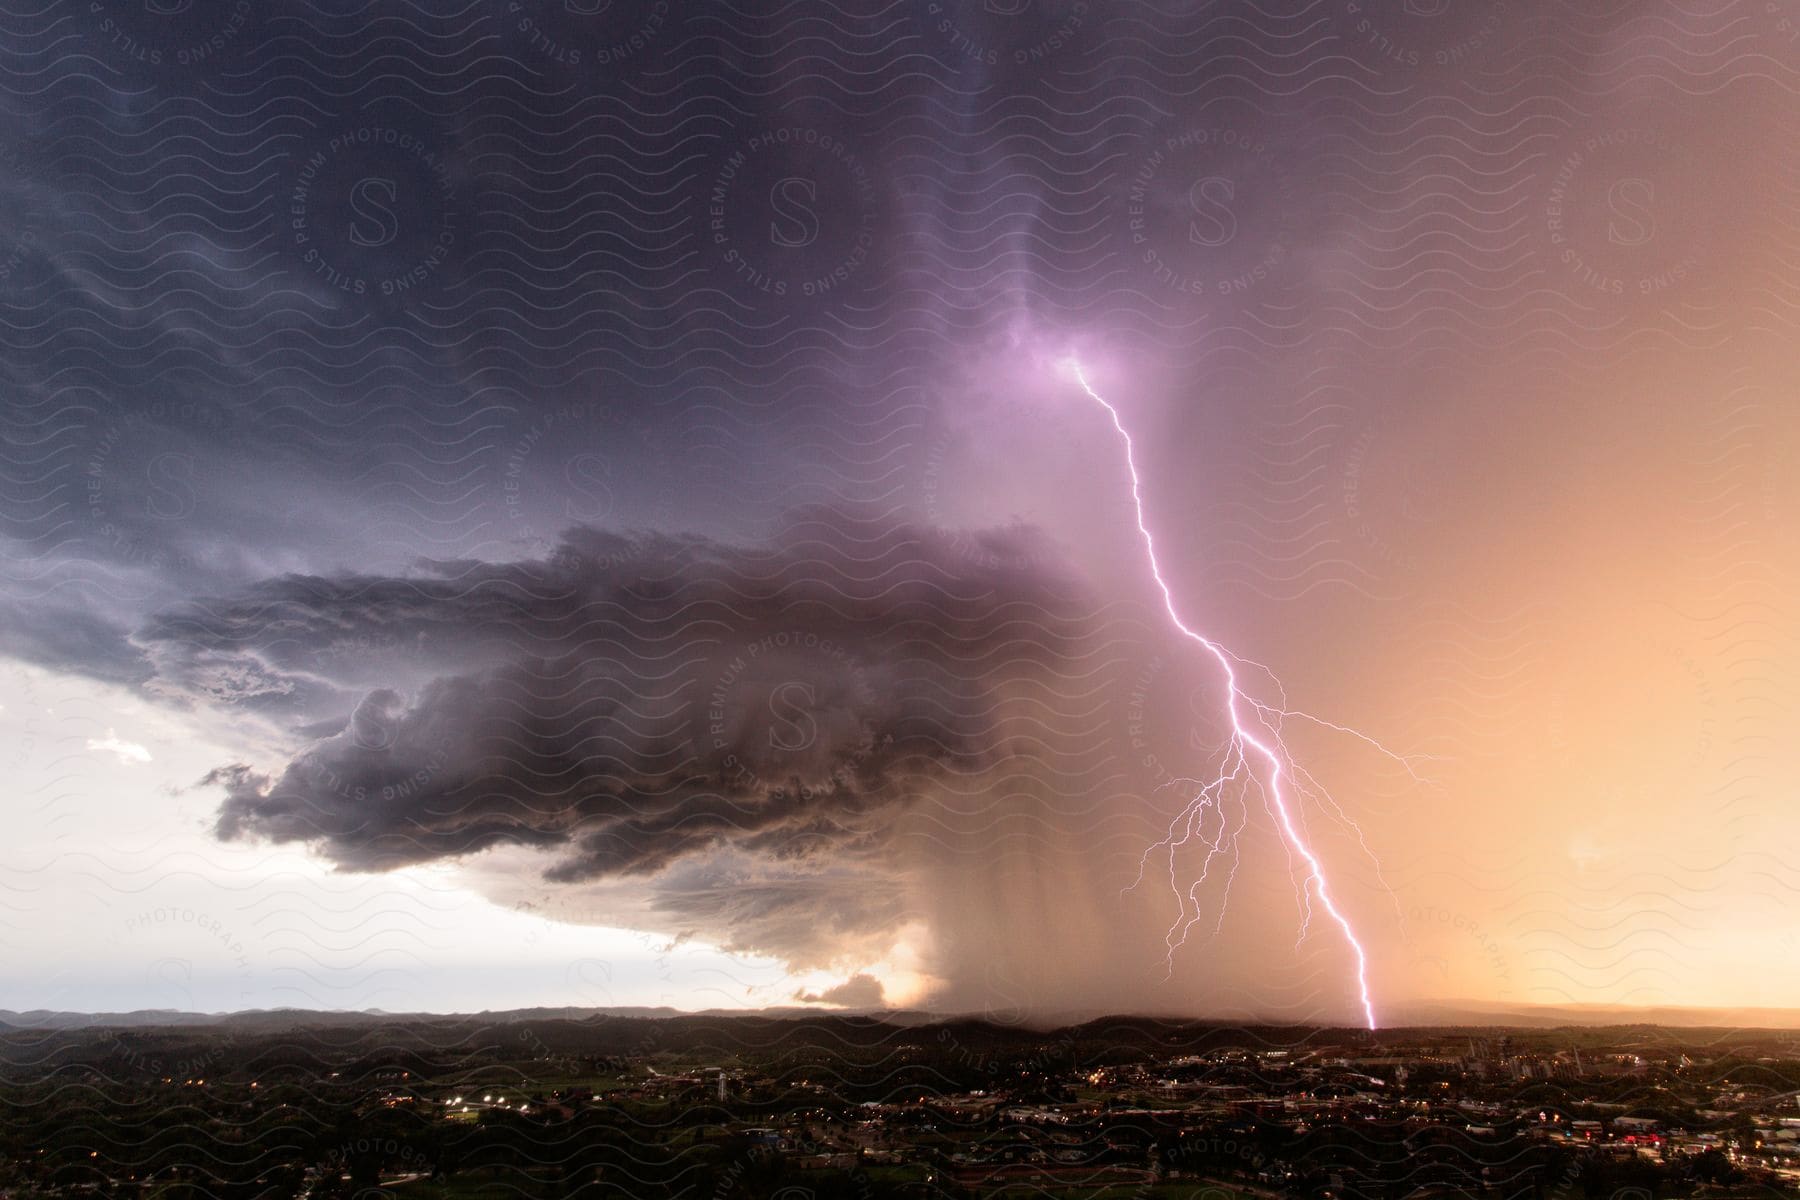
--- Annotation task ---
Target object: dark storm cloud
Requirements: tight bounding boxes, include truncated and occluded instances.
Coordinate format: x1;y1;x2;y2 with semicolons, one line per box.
0;596;150;687
3;0;1789;1023
155;509;1102;887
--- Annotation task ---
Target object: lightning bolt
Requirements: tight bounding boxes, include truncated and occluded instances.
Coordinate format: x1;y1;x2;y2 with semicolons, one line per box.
1071;361;1384;1031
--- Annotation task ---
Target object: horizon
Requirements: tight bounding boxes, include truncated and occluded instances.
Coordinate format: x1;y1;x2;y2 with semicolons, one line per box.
12;998;1800;1034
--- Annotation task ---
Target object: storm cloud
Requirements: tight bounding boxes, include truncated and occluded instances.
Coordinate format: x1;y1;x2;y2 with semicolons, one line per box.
152;510;1112;942
795;972;887;1008
4;0;1793;1023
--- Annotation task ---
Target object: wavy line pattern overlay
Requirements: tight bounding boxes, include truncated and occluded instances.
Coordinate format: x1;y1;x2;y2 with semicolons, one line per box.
0;1;1796;1197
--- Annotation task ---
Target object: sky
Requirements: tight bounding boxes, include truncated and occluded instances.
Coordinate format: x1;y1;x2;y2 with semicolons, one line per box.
0;0;1796;1027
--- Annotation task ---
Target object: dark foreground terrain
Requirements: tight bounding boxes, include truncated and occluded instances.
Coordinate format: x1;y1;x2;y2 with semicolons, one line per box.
2;1011;1797;1200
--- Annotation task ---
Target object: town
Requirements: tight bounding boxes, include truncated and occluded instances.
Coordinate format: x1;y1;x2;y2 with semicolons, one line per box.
1;1013;1796;1200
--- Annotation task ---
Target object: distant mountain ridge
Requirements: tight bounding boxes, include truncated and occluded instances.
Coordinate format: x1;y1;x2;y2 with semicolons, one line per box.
4;999;1798;1032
